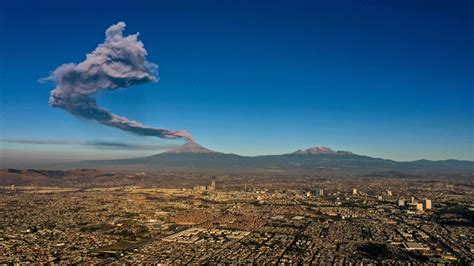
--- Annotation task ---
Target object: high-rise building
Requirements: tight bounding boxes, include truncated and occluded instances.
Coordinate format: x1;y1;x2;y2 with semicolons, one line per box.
210;179;216;191
398;198;405;206
386;190;392;196
352;188;358;195
410;196;417;204
424;199;432;209
318;189;324;196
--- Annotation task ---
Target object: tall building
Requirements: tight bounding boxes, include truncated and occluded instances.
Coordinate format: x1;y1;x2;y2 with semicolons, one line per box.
352;188;358;195
410;196;417;204
210;179;216;191
386;190;392;196
424;199;432;209
318;189;324;196
398;198;405;206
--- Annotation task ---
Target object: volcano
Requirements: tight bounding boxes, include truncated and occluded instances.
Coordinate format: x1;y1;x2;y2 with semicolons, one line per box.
165;140;218;154
53;143;474;174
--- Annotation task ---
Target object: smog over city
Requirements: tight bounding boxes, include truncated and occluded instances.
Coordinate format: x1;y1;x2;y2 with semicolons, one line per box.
1;0;473;264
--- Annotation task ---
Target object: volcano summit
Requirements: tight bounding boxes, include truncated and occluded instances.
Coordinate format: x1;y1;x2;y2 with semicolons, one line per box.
165;140;218;154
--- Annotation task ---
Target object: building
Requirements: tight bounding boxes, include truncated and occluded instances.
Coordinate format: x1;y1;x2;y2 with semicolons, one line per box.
386;190;392;196
352;188;358;195
416;203;423;211
423;199;432;209
403;242;430;251
398;198;405;206
210;179;216;191
193;185;207;192
318;189;324;196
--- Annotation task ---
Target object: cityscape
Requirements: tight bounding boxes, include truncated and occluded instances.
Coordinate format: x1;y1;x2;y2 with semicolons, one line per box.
1;170;473;264
1;0;473;264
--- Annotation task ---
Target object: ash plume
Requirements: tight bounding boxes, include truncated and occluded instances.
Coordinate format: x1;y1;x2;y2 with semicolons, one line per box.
42;22;192;141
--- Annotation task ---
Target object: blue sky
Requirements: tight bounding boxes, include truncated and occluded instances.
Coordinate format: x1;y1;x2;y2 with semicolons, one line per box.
0;0;473;165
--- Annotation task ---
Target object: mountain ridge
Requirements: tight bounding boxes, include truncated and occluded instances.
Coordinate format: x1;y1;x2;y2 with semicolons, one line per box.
48;141;474;175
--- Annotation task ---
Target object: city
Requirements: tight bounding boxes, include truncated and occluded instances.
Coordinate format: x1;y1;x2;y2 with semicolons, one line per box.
1;0;473;264
1;172;472;264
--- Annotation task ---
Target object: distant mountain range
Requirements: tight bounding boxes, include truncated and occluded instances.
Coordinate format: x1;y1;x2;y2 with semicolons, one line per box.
54;141;474;175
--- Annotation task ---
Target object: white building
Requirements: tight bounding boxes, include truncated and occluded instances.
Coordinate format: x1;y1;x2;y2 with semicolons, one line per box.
318;189;324;196
398;198;405;206
403;242;430;251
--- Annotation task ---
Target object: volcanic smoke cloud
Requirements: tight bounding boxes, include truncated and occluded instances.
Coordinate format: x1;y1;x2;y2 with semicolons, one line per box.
44;22;192;141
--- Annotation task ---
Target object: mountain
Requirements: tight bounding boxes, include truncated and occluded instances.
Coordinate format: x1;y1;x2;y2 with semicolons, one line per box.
292;146;336;155
51;142;474;175
0;168;102;186
165;140;218;154
292;146;354;155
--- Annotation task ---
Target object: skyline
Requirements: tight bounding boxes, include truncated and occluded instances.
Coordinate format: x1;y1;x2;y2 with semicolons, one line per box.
1;0;473;166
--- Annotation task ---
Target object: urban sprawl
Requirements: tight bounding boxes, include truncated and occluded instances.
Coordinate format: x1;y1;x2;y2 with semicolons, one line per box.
0;172;473;264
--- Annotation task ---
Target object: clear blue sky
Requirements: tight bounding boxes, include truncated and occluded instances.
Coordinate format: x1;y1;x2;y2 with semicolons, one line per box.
0;0;473;165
